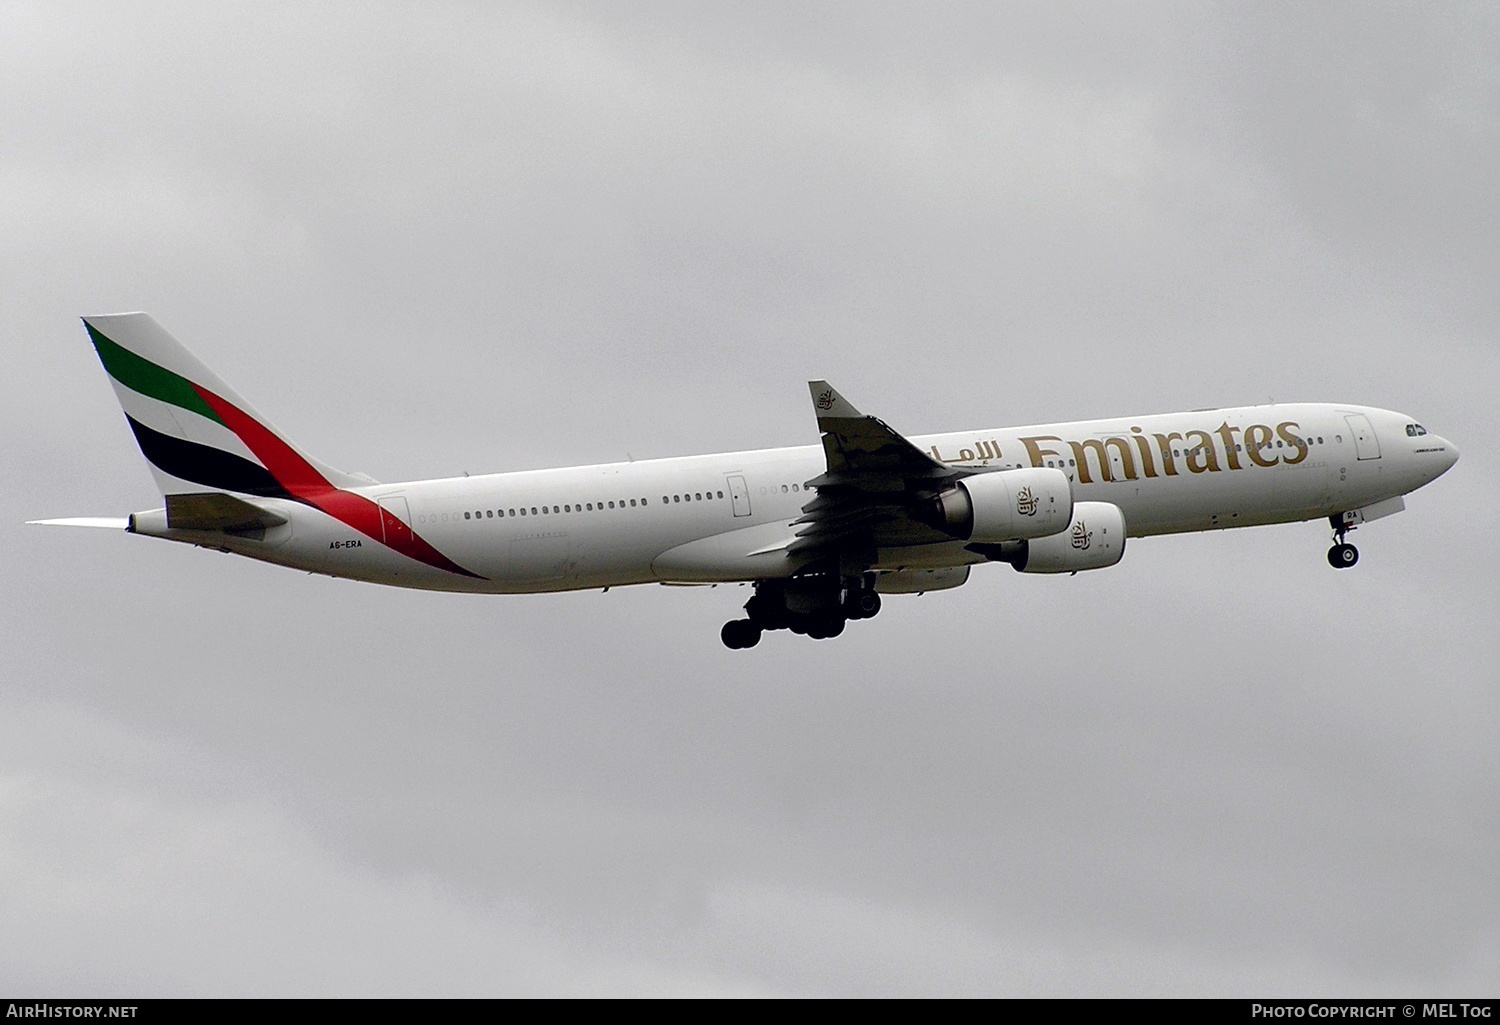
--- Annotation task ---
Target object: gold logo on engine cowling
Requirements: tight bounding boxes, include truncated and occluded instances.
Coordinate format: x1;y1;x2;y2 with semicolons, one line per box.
1071;520;1092;550
1015;486;1038;516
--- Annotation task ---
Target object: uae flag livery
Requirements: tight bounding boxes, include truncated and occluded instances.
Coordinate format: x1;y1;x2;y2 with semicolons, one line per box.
85;314;481;579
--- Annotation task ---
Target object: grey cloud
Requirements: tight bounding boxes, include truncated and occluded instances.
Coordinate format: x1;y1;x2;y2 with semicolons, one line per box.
4;1;1495;996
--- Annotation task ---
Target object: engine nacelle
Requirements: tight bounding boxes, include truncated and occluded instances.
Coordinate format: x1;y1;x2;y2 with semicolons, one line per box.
927;467;1072;542
1010;501;1126;573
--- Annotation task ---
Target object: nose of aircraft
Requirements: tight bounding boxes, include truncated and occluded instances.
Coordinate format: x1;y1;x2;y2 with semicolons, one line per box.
1437;436;1460;473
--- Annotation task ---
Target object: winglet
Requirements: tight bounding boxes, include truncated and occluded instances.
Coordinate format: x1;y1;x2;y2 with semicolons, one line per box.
808;381;862;421
804;380;950;482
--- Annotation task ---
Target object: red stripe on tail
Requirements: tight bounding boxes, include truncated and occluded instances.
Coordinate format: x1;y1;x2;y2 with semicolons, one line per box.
192;384;484;579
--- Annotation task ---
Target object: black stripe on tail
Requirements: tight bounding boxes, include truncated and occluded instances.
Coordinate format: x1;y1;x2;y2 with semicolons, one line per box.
124;415;296;500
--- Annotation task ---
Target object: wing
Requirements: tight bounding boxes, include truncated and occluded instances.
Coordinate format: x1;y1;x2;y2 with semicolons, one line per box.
790;382;964;568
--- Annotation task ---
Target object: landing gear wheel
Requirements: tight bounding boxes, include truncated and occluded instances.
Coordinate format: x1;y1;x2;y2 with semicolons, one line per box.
845;590;880;620
721;620;762;648
806;615;846;639
1327;543;1359;569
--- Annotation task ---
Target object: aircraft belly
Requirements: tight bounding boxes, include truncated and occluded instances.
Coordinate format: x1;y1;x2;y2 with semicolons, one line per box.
651;521;799;582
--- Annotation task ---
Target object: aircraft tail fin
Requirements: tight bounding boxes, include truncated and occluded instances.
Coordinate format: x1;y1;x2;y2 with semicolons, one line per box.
82;313;376;499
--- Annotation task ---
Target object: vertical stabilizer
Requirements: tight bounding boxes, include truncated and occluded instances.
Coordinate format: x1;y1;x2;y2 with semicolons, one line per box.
82;313;373;497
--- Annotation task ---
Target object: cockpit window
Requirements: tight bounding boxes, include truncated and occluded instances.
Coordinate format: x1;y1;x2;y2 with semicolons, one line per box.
1406;423;1428;437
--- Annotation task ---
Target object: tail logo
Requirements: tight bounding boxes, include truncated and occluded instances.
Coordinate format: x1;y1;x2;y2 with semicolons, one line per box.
85;317;483;579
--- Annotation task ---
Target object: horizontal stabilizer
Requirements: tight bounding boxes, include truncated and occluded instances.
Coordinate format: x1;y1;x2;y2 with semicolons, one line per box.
165;492;288;531
27;517;130;529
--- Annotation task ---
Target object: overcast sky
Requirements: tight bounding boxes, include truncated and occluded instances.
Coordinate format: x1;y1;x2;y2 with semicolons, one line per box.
3;1;1496;997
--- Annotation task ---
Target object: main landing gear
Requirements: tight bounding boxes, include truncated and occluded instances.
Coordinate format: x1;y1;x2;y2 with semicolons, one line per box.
720;619;762;649
720;575;882;648
1327;514;1359;569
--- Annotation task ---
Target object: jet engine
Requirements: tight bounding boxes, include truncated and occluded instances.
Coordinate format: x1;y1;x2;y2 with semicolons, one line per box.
1006;501;1126;573
926;467;1072;542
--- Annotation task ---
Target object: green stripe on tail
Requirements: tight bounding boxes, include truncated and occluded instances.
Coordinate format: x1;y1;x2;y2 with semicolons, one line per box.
85;322;224;425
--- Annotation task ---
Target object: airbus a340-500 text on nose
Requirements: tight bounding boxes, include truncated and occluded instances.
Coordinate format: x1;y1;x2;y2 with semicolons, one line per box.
33;314;1459;648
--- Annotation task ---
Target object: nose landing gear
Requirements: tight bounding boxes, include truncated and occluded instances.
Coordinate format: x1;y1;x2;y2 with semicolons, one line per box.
1327;514;1359;569
1327;542;1359;568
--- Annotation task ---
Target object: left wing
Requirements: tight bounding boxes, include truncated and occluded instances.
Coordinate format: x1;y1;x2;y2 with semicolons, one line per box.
789;382;964;568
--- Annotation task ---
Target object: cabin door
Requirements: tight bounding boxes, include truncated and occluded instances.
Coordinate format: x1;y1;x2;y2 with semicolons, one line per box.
1344;414;1381;460
727;475;752;517
378;496;414;547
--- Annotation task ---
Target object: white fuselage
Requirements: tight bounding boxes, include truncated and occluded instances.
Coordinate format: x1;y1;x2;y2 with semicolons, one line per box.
130;402;1458;593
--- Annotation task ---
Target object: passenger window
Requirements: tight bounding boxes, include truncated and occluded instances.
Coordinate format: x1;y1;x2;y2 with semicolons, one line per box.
464;512;471;520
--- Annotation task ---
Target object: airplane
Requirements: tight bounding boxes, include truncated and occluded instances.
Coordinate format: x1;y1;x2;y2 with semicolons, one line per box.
31;313;1460;649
